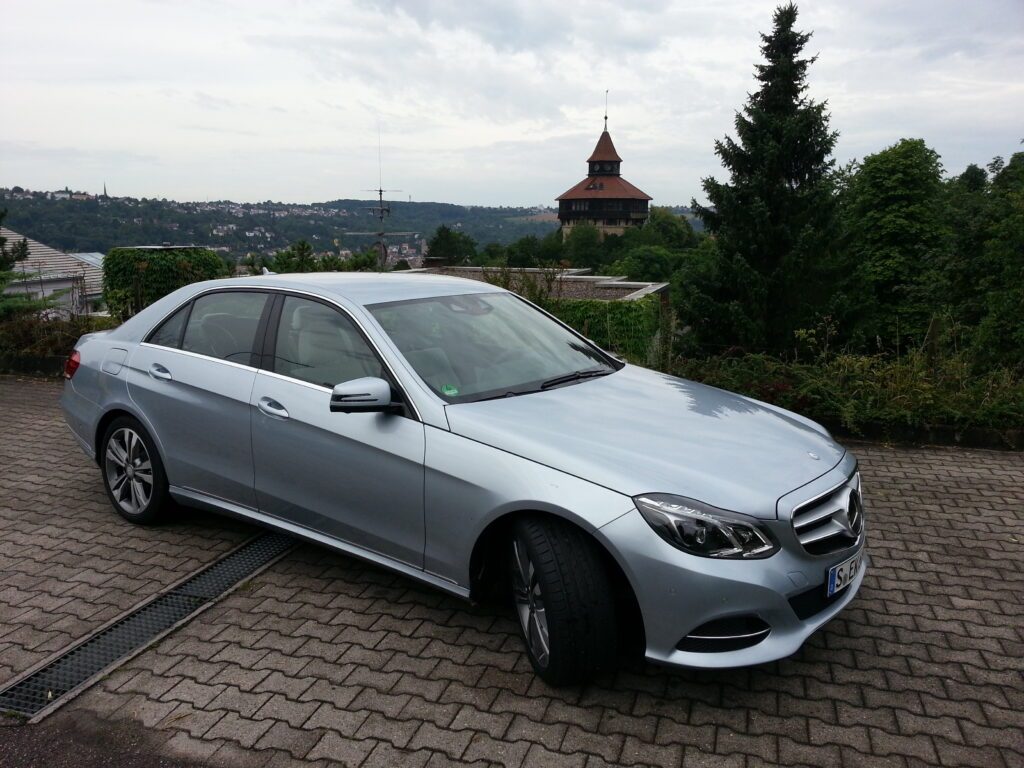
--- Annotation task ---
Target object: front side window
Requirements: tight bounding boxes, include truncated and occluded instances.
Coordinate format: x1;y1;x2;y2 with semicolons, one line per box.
272;296;383;388
369;293;617;403
181;291;268;364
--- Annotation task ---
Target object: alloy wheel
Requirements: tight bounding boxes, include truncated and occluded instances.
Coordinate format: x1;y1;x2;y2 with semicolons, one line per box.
512;538;550;668
104;427;154;515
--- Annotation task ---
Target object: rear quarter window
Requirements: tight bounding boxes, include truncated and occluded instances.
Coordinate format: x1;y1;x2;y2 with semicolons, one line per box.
147;304;190;349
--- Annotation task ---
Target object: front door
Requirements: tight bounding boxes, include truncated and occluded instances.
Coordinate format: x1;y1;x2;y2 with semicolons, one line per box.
250;294;425;568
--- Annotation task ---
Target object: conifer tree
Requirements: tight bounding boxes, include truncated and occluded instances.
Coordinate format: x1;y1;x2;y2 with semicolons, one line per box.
693;3;839;347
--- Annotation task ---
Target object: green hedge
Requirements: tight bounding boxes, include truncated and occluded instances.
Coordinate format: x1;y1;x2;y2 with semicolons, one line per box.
675;352;1024;441
0;314;117;357
543;295;666;365
103;247;225;320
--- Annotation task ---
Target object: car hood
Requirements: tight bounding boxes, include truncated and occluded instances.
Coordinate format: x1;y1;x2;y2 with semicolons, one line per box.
443;365;844;519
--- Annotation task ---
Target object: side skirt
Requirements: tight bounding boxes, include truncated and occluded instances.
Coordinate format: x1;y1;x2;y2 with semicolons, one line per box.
169;486;471;600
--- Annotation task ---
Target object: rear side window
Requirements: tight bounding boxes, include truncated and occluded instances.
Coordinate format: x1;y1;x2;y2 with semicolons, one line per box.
181;291;269;364
147;304;190;349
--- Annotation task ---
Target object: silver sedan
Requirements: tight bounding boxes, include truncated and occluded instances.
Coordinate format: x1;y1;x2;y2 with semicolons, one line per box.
61;273;866;684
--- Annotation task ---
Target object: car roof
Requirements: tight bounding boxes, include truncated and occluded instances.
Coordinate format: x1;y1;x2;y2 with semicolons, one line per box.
218;271;506;307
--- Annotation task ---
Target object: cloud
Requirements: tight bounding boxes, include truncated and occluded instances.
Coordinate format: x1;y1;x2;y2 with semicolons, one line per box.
1;0;1022;205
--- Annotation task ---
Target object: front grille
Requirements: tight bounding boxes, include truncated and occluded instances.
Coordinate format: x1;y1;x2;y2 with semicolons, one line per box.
791;473;863;556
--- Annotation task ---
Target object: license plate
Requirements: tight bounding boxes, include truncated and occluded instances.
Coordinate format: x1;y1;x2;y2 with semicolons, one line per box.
826;553;862;597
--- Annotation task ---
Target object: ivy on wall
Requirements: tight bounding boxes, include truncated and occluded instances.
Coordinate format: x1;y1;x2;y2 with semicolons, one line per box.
543;295;667;365
103;247;226;320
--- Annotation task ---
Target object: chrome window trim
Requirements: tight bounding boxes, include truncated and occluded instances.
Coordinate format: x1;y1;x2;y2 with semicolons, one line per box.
139;342;257;372
256;367;331;395
142;284;421;422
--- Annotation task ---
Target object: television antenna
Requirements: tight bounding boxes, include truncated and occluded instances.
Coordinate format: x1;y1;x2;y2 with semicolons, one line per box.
340;127;416;270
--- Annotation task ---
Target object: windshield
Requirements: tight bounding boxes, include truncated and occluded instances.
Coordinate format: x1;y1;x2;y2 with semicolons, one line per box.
368;293;618;402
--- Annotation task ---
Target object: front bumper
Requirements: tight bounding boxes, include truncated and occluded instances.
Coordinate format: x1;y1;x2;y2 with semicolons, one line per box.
598;461;867;669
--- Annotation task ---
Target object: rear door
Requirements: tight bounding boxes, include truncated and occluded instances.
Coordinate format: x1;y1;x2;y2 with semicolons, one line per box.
128;289;272;509
250;293;426;567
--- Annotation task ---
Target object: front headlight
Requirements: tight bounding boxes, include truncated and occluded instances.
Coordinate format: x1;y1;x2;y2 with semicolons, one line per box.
634;494;778;559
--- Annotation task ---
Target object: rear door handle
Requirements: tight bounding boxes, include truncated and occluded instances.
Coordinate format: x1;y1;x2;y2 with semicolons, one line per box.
257;396;289;419
149;363;172;381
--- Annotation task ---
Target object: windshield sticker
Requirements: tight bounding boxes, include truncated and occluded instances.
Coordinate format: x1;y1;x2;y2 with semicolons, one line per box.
441;384;460;396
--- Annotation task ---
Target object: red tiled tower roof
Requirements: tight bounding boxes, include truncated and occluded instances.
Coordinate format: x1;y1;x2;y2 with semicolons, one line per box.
587;130;622;163
557;175;651;201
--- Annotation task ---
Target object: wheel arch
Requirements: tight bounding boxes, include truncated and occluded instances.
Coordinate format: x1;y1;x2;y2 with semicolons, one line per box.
93;405;168;476
468;509;646;655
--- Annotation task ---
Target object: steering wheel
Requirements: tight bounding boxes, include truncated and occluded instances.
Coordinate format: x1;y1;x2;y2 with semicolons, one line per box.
202;322;238;361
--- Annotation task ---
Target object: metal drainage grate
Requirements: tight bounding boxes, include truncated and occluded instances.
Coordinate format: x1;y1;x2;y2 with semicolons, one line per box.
0;532;294;718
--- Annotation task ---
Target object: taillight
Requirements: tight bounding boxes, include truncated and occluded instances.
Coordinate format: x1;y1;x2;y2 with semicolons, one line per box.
64;350;81;379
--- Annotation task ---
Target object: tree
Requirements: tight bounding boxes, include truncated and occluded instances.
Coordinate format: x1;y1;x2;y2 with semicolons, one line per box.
970;152;1024;368
562;224;604;269
692;3;839;347
0;211;30;273
338;249;379;272
637;207;698;251
609;245;680;282
0;209;46;319
670;238;766;354
427;225;477;266
472;242;506;267
272;239;317;272
842;139;951;347
941;163;996;329
536;230;566;265
505;235;540;268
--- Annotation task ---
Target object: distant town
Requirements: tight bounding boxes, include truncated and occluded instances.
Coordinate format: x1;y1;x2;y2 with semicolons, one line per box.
0;185;577;267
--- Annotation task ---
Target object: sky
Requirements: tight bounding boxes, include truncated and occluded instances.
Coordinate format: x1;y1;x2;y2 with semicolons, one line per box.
2;0;1022;207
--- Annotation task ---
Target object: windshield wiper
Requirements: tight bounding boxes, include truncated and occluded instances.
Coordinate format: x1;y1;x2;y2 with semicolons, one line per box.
540;368;613;390
472;390;529;402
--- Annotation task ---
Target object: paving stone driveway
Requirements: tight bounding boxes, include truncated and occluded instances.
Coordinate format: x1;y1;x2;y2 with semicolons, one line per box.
1;376;1022;767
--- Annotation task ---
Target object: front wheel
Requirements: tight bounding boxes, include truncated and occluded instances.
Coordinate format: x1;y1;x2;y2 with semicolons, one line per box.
511;516;617;685
101;416;170;525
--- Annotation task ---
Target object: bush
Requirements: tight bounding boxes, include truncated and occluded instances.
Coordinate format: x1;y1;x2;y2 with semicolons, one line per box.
674;351;1024;438
104;247;226;320
0;314;118;358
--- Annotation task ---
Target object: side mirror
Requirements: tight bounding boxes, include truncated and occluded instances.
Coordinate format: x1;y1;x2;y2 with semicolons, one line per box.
330;377;399;414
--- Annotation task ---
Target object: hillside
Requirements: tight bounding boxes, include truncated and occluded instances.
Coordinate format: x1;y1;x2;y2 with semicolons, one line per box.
0;192;562;259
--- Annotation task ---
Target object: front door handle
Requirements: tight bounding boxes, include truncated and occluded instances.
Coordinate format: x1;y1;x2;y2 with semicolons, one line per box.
257;397;289;419
149;363;172;381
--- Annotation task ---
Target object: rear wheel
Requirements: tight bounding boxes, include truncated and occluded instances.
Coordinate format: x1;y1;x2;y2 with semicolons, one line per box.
101;416;169;524
511;516;617;685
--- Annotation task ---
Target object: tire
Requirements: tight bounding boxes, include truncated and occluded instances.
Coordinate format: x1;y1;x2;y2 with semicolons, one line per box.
510;516;617;685
100;416;170;525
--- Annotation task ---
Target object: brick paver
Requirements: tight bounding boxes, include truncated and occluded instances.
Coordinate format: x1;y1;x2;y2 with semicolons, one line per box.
0;376;253;682
2;376;1022;766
